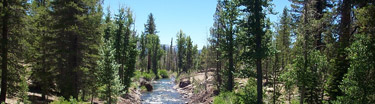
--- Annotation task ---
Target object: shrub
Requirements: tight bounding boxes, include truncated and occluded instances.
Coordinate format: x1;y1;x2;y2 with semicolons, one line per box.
158;69;169;78
213;78;259;104
140;86;147;92
51;97;83;104
133;70;142;81
213;92;239;104
236;78;257;104
142;72;155;81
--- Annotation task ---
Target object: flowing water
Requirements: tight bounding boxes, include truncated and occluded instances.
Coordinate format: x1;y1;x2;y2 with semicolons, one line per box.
141;77;186;104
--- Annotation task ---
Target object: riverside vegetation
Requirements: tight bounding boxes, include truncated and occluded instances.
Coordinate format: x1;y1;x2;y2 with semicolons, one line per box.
1;0;375;104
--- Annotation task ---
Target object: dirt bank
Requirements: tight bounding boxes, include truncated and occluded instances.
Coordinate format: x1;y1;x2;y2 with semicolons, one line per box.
174;69;217;104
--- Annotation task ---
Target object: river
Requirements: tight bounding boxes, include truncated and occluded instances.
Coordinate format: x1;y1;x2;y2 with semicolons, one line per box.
141;77;187;104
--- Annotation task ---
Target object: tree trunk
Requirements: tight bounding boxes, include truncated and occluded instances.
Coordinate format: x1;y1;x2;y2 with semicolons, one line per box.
331;0;351;101
301;1;309;103
108;83;111;104
265;58;269;85
216;30;222;92
227;25;234;92
273;53;279;104
91;89;94;104
313;0;324;50
255;0;263;103
0;0;9;102
148;54;151;73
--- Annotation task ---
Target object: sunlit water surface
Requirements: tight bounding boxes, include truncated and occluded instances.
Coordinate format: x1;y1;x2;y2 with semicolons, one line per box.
141;77;186;104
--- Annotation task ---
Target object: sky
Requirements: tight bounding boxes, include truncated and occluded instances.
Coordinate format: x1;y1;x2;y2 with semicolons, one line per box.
103;0;292;49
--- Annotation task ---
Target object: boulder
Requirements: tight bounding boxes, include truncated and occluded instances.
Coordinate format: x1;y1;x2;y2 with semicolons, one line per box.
179;78;191;88
140;79;153;91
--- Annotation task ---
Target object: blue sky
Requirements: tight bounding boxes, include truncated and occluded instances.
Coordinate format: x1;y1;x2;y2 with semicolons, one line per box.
103;0;291;49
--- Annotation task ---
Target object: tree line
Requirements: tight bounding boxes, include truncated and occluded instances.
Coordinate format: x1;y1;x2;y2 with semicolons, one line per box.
207;0;375;104
1;0;375;104
0;0;203;103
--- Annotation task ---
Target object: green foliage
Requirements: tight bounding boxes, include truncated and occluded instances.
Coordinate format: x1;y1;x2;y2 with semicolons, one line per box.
17;76;30;104
142;72;156;81
280;64;297;101
147;34;161;79
97;40;123;104
217;0;240;92
50;97;84;104
335;33;375;103
213;92;239;104
144;13;157;35
133;70;155;81
185;36;194;71
292;49;329;103
176;30;187;73
50;0;103;99
213;79;259;104
112;7;138;93
236;78;258;104
158;69;169;78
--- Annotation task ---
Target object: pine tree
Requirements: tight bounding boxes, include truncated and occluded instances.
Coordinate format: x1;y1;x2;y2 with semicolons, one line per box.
122;8;137;92
144;13;158;72
147;34;161;79
210;2;223;92
186;36;193;71
139;32;148;72
238;0;272;103
113;7;126;85
176;30;187;73
273;7;292;103
29;0;55;100
98;40;123;104
328;0;352;101
336;4;375;103
276;7;292;71
217;0;239;92
51;0;102;99
1;0;29;102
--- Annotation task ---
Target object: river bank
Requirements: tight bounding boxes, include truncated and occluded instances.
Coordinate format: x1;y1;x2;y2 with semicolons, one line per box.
174;69;217;104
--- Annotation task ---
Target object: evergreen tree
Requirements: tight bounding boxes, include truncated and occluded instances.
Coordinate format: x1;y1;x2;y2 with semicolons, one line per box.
122;8;137;92
328;0;353;101
98;40;123;104
139;32;148;72
210;2;223;92
144;13;158;72
186;36;193;71
144;13;157;35
336;4;375;103
50;0;102;99
113;7;126;85
217;0;239;92
238;0;272;103
147;34;161;79
176;30;187;73
276;7;292;71
1;0;29;102
29;0;55;101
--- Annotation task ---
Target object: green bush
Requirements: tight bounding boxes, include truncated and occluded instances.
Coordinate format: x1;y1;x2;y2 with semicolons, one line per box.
158;69;169;78
140;86;147;92
236;78;257;104
142;72;155;81
213;92;239;104
213;78;259;104
133;70;142;81
51;97;84;104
